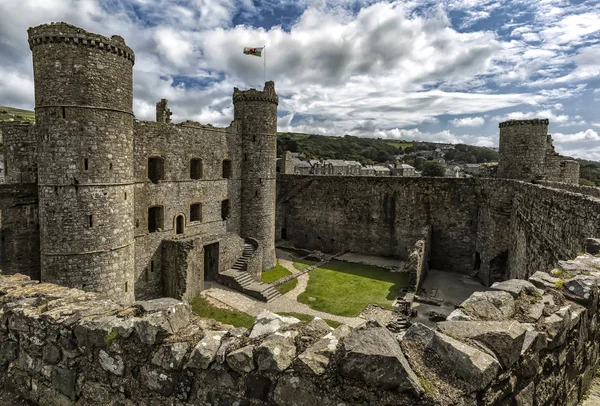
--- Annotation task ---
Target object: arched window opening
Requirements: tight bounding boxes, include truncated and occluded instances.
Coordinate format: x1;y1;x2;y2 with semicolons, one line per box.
176;214;185;235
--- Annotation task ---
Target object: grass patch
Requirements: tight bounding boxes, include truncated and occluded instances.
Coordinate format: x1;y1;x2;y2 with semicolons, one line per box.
276;312;342;328
293;259;316;271
189;296;255;329
297;260;409;317
276;278;298;295
261;261;292;283
555;280;564;289
0;106;35;123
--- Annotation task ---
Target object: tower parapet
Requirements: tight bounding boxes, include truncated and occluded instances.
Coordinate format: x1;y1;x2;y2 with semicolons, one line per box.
29;22;135;302
233;82;278;271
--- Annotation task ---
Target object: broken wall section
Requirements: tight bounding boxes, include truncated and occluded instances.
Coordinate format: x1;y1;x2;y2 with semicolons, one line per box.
407;225;431;291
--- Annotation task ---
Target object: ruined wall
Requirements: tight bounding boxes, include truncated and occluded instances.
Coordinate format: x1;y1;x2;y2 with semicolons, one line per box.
1;249;600;406
132;120;243;299
507;182;600;280
0;123;37;184
161;233;243;301
0;184;39;278
277;175;479;274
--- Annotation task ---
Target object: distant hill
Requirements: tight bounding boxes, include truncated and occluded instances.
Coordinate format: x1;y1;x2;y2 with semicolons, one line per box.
277;132;600;186
0;107;597;186
0;106;35;124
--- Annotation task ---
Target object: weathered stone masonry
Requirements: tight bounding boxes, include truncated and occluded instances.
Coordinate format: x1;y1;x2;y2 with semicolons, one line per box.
0;22;278;302
277;176;600;286
1;246;600;405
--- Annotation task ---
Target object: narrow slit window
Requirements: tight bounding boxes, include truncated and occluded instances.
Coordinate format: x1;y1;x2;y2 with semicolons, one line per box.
124;282;128;293
151;260;154;273
221;199;231;220
88;214;93;228
190;158;203;179
61;106;66;119
124;192;127;200
84;158;89;171
190;203;202;222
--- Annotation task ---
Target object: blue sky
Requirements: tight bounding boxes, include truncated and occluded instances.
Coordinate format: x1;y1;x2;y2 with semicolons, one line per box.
1;0;599;159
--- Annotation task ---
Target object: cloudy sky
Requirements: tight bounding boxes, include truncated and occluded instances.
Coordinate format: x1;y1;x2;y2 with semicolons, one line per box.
1;0;599;160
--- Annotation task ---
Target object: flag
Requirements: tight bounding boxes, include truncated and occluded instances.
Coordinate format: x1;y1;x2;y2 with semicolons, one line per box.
243;47;263;57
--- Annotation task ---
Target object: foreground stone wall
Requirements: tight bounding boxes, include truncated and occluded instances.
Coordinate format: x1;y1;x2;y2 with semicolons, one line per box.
1;245;600;405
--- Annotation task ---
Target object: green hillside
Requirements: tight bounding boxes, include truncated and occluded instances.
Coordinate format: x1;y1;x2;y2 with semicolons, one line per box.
0;106;35;123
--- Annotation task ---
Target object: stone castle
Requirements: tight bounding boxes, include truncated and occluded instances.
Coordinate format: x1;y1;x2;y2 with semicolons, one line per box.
2;22;600;406
0;22;279;303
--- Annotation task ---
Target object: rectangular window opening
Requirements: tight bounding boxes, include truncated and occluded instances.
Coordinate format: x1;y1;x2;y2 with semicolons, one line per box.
151;260;154;273
84;158;89;171
222;160;232;179
190;158;203;179
124;281;128;293
221;199;231;220
148;206;164;233
190;203;202;222
61;106;66;119
148;157;165;184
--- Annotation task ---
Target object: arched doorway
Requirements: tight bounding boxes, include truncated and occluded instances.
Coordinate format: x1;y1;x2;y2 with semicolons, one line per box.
175;215;185;235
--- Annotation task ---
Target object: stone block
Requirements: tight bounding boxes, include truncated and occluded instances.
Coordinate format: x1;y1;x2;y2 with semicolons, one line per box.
98;349;124;376
438;320;527;368
403;323;500;390
340;323;422;393
151;341;190;371
491;279;543;298
297;324;351;375
563;276;597;304
529;272;560;290
273;374;331;406
226;345;255;374
586;238;600;255
459;291;515;321
255;331;298;373
249;310;301;339
186;331;226;370
140;365;175;396
51;366;76;400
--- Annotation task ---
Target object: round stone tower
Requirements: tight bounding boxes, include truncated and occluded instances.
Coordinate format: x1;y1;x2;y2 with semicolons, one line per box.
233;82;278;271
497;119;549;181
28;23;135;302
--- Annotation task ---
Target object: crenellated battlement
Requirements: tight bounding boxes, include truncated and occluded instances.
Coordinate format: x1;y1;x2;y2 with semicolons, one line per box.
233;81;279;105
498;118;549;128
27;22;135;64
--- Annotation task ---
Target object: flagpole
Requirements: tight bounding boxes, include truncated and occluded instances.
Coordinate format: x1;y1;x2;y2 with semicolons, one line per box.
263;45;266;83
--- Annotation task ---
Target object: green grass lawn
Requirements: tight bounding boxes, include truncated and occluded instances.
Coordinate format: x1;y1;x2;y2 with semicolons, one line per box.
277;312;342;328
292;258;316;271
261;261;292;283
297;260;409;317
189;296;255;329
387;141;413;150
276;278;298;294
0;106;35;123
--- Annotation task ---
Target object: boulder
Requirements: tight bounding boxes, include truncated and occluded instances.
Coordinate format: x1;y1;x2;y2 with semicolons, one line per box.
586;238;600;255
491;279;543;298
543;307;570;349
185;331;226;370
133;298;191;342
151;341;190;371
522;300;545;323
563;276;597;303
255;331;298;372
140;365;175;396
529;272;560;290
297;324;351;375
249;311;301;339
403;323;501;390
340;323;422;393
438;321;527;368
515;381;535;406
459;291;515;321
226;345;255;374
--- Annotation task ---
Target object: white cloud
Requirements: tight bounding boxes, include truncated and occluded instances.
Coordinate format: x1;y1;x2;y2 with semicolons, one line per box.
450;117;485;127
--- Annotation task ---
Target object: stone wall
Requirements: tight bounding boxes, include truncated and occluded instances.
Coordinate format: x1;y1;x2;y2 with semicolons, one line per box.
276;175;478;274
0;123;37;184
407;226;431;291
0;184;39;279
1;247;600;406
507;182;600;280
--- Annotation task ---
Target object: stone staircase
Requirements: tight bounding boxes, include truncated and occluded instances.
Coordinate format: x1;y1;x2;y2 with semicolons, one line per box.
217;241;281;302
